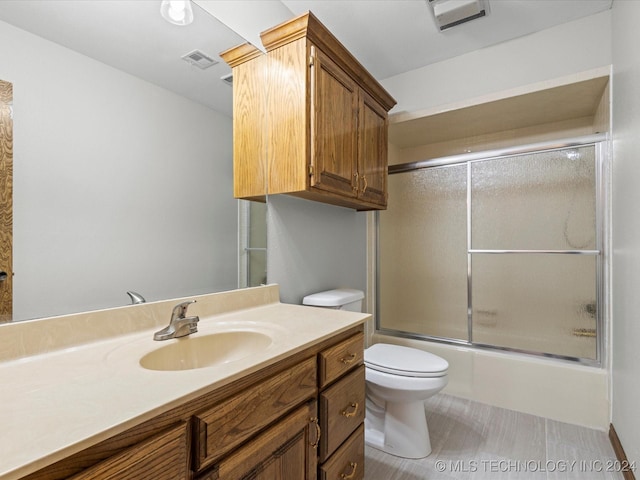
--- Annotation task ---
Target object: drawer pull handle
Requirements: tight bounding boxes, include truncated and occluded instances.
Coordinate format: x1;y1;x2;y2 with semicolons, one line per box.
340;353;357;364
342;402;359;418
309;417;321;449
341;462;358;480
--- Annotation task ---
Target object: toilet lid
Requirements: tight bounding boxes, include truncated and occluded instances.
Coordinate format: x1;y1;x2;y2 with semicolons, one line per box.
364;344;448;378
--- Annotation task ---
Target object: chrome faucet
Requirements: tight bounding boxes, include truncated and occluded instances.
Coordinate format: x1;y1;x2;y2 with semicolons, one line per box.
153;300;199;341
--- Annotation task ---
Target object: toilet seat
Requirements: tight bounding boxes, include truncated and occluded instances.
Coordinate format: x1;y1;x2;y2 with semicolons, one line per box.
365;344;448;378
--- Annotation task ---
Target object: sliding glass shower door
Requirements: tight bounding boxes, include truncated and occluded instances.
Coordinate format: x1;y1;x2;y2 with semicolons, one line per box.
378;164;468;342
377;142;603;363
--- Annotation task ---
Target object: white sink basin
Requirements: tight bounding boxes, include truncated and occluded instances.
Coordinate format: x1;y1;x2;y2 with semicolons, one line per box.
139;331;272;371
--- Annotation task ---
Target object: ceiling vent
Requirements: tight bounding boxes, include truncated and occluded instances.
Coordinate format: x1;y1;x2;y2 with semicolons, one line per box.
220;73;233;85
181;49;218;69
428;0;488;31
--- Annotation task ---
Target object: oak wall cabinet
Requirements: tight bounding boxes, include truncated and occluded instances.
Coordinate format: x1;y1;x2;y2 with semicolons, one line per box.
221;12;396;211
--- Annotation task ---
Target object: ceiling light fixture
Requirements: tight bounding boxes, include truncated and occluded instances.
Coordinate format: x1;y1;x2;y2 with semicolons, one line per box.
160;0;194;26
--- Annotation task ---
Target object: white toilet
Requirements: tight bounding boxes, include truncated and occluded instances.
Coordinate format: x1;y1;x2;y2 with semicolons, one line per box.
302;288;449;459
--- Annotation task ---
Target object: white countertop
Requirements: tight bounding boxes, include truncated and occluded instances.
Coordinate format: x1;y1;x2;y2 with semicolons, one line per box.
0;287;369;480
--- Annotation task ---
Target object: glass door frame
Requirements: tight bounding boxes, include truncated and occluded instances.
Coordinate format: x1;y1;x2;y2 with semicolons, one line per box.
374;133;609;367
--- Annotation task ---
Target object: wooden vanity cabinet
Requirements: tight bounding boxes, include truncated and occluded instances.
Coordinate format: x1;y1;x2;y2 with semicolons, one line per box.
67;422;189;480
194;332;366;480
21;326;365;480
317;333;366;480
220;12;396;211
192;357;317;473
197;400;319;480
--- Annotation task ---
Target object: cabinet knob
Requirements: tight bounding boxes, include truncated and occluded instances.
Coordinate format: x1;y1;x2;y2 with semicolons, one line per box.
352;172;359;192
341;462;358;480
361;175;368;194
0;271;8;282
340;352;357;364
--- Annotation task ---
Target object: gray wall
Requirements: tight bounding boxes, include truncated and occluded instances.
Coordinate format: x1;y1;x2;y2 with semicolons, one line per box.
266;195;367;305
612;0;640;465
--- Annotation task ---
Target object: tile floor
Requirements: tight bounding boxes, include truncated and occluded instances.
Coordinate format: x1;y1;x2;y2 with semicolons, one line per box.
364;394;627;479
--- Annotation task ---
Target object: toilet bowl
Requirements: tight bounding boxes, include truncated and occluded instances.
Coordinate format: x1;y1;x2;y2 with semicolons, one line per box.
301;289;449;459
364;343;448;459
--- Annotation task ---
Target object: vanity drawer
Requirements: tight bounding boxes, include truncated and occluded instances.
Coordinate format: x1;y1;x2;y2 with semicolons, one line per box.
318;332;364;388
319;424;364;480
206;400;319;480
319;365;365;462
193;356;317;472
68;422;188;480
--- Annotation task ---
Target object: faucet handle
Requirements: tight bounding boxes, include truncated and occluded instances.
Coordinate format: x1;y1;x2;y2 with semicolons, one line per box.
172;300;196;320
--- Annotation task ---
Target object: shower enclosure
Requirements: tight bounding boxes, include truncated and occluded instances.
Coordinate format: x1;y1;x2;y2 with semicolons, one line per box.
376;136;607;365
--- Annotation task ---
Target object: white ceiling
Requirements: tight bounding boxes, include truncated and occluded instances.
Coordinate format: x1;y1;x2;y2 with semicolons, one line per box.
0;0;612;117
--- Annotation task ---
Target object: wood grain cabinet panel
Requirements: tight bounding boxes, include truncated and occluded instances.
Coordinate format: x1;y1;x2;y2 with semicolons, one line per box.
193;356;317;471
357;90;389;207
230;50;268;201
211;400;319;480
319;365;366;462
221;12;396;211
68;422;188;480
319;425;365;480
311;47;359;200
318;333;364;388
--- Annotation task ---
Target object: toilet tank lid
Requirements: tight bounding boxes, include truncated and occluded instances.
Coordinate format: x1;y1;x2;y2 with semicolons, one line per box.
365;344;449;375
302;289;364;307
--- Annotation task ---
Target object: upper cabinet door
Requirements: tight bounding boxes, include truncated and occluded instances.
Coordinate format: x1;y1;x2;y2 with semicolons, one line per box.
223;12;396;211
357;89;388;207
311;47;358;199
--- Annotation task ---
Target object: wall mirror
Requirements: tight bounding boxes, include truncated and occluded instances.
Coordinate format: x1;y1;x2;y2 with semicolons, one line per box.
0;0;268;322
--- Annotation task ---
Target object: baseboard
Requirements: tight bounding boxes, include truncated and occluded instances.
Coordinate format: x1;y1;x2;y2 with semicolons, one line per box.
609;423;637;480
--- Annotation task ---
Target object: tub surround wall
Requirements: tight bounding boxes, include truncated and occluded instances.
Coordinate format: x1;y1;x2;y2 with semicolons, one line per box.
373;334;609;431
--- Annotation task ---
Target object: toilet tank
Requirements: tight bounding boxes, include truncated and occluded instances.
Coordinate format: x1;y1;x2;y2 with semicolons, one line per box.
302;289;364;312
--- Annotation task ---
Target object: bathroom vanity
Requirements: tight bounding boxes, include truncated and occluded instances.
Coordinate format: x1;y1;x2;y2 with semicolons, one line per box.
0;285;368;480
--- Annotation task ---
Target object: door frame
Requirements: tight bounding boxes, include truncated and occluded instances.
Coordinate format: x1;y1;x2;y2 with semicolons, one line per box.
0;79;13;322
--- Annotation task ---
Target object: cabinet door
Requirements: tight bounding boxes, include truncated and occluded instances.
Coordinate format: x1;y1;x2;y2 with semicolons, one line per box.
68;423;188;480
319;425;364;480
319;365;366;462
214;400;319;480
357;89;388;207
311;46;358;199
193;357;317;471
